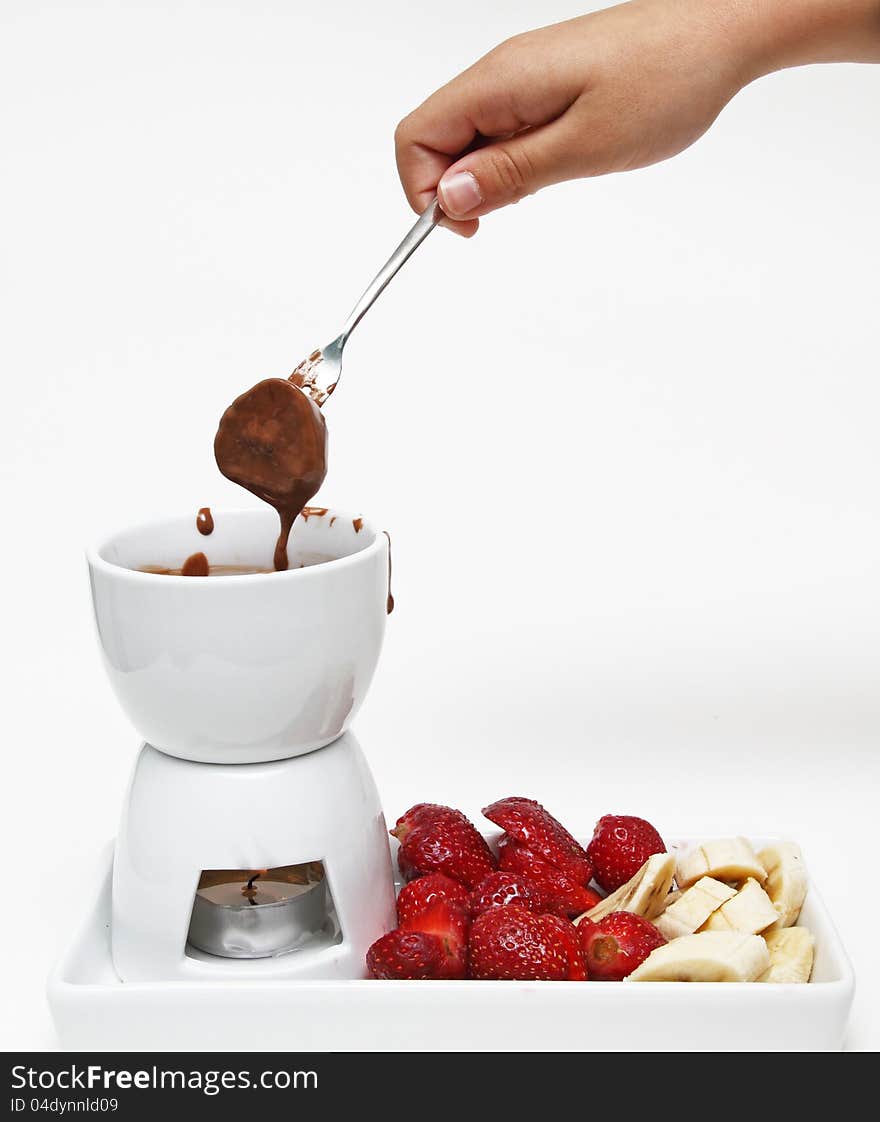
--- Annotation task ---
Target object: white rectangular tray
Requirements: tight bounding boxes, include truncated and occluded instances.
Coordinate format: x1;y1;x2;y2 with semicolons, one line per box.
47;839;854;1051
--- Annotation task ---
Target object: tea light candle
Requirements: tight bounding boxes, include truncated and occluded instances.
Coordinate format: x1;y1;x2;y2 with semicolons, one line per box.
188;864;327;959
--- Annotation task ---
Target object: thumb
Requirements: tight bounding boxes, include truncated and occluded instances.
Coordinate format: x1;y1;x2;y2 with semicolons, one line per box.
437;121;575;220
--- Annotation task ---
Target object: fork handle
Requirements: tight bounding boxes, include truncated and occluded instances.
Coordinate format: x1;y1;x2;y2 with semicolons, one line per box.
340;197;442;344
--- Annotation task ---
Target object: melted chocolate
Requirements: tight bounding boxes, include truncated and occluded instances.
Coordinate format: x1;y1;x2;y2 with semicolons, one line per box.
196;507;214;535
383;530;394;615
139;558;332;577
213;378;327;571
204;564;274;575
138;556;211;576
352;517;363;533
181;551;209;577
138;562;272;576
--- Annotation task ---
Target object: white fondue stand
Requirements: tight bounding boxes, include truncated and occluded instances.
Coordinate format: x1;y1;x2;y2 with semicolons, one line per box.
87;507;397;982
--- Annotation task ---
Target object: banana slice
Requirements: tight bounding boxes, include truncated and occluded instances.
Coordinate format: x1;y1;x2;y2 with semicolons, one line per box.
576;852;676;924
700;877;778;934
757;843;808;929
627;931;770;982
676;837;767;890
654;877;736;940
759;927;815;983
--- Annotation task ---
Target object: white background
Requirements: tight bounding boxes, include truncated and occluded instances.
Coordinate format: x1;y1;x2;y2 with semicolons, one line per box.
2;0;878;1050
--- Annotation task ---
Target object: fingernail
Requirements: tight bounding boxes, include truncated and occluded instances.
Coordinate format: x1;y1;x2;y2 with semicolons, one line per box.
438;170;482;218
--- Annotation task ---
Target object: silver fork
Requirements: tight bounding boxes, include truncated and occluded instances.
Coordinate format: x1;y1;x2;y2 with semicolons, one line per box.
290;197;442;406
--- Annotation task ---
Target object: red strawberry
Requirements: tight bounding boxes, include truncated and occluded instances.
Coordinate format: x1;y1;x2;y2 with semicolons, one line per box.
468;871;545;918
497;834;602;918
578;911;666;981
366;929;465;980
401;898;470;954
393;803;445;829
586;815;666;893
542;915;588;980
482;797;592;885
397;873;470;926
391;804;497;889
468;905;586;981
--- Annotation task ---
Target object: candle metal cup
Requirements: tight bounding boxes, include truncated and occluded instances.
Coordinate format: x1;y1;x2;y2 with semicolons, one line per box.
188;867;328;960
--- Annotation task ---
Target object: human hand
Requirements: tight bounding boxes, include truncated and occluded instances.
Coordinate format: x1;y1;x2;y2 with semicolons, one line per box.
395;0;880;235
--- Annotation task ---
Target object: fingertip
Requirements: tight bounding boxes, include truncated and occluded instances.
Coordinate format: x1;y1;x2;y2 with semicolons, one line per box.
438;215;479;238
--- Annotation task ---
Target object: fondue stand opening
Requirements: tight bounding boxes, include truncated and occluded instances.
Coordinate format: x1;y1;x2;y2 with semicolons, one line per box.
188;863;331;960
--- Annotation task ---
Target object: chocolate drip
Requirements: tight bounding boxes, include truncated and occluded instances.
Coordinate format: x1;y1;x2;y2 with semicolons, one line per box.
181;551;209;577
383;530;394;615
139;556;332;576
196;507;214;535
273;509;295;572
352;517;363;533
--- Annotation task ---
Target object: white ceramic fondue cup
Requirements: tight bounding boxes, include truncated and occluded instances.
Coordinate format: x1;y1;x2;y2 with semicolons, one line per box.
87;508;390;763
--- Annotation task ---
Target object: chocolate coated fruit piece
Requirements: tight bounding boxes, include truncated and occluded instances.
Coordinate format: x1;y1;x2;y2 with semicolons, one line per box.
214;378;328;570
214;378;327;508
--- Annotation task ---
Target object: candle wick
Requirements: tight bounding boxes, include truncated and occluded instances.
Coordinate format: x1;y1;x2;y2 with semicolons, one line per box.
242;868;268;904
